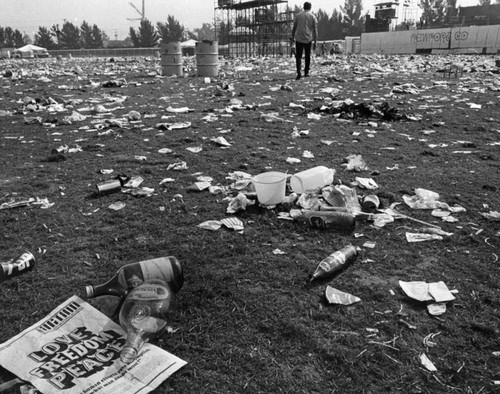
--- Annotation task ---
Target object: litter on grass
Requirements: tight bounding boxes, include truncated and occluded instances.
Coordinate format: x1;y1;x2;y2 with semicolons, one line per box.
325;286;361;305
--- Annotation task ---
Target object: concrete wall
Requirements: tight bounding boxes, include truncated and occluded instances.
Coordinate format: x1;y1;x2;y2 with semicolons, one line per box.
361;25;500;54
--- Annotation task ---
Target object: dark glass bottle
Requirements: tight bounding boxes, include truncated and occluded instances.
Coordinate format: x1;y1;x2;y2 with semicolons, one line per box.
85;256;183;298
299;210;356;233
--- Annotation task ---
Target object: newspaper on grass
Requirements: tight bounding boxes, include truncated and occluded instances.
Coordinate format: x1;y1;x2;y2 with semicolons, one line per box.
0;295;186;394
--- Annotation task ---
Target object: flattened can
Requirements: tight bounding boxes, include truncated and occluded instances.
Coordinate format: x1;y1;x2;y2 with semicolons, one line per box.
1;251;36;283
96;179;122;195
51;145;69;154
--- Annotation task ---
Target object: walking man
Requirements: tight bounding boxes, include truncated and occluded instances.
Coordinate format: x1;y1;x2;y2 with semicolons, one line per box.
291;2;318;80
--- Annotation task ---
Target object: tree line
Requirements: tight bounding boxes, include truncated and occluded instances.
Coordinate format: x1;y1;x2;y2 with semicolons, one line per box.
0;16;211;49
1;0;493;50
0;1;364;51
0;21;107;49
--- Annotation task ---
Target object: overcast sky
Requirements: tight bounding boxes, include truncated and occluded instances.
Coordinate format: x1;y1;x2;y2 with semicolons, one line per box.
0;0;478;40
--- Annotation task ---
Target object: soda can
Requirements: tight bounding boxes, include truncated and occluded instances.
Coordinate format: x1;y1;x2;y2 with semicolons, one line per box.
361;194;380;213
96;179;122;195
1;251;36;283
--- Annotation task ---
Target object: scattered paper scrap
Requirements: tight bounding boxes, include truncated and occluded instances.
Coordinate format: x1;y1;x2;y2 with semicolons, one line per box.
198;220;222;231
220;217;244;231
0;198;35;210
286;157;301;164
399;280;456;304
419;353;437;372
399;281;433;302
167;161;188;171
427;303;447;316
363;241;376;249
428;281;456;303
108;201;126;210
187;182;211;192
481;211;500;221
166;106;194;113
406;232;443;242
211;136;232;147
198;217;244;232
325;286;361;305
123;176;144;188
355;177;379;190
186;146;203;153
156;122;192;130
159;178;175;185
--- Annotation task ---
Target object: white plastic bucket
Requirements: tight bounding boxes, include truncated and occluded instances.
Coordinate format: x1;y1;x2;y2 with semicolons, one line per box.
290;166;335;194
253;172;287;205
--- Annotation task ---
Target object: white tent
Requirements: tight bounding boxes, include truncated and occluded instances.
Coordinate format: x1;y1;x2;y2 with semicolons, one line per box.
12;44;49;58
180;39;197;56
181;39;198;48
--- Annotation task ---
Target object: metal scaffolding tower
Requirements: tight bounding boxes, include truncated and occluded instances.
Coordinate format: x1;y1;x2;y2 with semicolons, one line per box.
215;0;293;57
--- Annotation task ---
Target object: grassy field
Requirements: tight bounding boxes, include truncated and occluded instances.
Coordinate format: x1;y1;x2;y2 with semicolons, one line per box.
0;53;499;393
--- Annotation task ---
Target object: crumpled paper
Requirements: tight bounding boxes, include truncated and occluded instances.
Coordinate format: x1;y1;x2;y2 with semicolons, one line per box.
403;188;448;210
321;185;361;213
355;177;379;190
342;154;369;172
481;211;500;221
226;193;255;213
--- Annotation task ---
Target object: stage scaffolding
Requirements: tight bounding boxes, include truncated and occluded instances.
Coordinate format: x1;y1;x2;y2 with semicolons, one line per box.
215;0;293;57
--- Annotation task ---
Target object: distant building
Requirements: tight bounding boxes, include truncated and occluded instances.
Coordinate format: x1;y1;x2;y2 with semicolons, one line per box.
366;2;500;33
367;0;421;32
455;4;500;26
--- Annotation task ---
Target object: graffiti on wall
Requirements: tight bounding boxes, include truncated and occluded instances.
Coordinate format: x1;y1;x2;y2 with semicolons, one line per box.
453;31;469;41
410;30;469;44
411;32;450;44
361;25;500;54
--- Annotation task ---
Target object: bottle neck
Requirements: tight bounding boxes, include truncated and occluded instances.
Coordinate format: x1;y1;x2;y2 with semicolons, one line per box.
120;330;146;363
88;274;126;298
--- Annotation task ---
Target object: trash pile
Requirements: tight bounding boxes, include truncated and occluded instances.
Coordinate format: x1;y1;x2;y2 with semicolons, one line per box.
318;100;404;121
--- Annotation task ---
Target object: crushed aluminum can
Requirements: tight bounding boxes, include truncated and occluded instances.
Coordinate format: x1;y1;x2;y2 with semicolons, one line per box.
51;145;69;154
1;251;36;283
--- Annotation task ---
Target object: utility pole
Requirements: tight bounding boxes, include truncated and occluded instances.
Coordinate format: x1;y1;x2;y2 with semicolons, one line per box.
128;0;146;22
